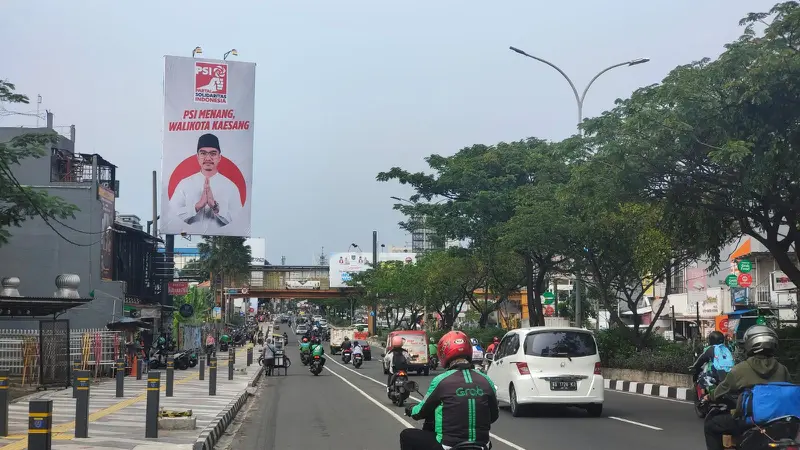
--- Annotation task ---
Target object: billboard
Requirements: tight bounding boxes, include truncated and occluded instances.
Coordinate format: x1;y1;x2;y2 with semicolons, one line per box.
329;252;417;288
159;56;256;237
99;185;115;281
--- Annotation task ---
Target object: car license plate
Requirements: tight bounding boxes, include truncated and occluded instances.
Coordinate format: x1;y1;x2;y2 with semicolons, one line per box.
550;380;577;391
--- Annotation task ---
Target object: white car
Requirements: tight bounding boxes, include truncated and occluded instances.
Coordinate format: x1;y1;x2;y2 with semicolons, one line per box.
485;326;604;417
295;324;308;335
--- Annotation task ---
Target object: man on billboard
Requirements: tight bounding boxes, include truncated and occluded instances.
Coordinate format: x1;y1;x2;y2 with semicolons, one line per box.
169;133;241;229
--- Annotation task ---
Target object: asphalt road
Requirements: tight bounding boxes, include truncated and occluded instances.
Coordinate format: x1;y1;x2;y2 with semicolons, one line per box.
233;334;707;450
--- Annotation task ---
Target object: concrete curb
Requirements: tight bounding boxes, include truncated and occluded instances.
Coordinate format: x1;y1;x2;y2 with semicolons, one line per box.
193;365;265;450
604;378;695;401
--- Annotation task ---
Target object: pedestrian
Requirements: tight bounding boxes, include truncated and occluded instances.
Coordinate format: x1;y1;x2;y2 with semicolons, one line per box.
262;338;276;376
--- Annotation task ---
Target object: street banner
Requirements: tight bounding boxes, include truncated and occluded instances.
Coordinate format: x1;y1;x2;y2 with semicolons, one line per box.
159;55;256;237
98;185;115;280
329;252;417;288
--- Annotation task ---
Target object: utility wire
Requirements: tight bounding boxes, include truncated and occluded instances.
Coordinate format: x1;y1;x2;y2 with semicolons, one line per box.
0;160;104;246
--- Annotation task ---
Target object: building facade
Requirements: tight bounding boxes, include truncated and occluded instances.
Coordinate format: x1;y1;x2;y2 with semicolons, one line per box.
0;122;126;329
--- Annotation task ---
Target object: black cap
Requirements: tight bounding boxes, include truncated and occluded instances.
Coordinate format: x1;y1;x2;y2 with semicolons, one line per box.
197;133;221;152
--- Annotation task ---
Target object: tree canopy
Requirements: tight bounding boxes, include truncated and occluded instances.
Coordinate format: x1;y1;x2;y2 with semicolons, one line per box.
359;2;800;343
195;236;252;285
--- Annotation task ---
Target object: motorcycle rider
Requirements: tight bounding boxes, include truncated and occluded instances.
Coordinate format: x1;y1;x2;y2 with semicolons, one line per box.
427;338;438;362
703;325;793;450
691;330;734;394
352;341;363;361
402;330;499;450
386;336;411;392
309;336;326;368
485;337;500;355
341;337;353;352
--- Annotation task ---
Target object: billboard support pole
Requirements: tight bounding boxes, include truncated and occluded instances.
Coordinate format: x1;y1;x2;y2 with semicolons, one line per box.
371;230;378;336
152;171;158;236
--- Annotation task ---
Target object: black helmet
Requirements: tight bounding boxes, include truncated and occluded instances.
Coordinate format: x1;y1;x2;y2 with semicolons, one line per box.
743;325;779;356
708;331;725;346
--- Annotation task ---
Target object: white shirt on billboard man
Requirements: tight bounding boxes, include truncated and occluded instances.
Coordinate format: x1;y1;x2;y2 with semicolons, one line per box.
170;133;241;230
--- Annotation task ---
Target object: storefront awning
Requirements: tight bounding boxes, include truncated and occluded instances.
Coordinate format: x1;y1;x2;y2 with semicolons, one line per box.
730;238;752;260
0;296;91;317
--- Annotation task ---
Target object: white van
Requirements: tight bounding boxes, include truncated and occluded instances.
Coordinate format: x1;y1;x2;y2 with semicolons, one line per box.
485;326;604;417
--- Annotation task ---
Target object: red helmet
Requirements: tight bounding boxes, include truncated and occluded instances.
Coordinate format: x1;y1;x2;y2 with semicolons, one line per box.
302;337;308;342
437;331;472;368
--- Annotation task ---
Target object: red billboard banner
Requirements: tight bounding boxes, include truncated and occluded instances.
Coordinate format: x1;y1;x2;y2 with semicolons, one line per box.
168;281;189;296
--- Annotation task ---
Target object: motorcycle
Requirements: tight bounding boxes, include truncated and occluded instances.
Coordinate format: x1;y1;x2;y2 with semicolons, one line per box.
708;398;800;450
342;348;352;364
353;352;363;369
188;349;198;368
173;351;191;370
388;370;410;406
310;355;324;376
300;352;311;366
148;347;169;370
403;381;492;449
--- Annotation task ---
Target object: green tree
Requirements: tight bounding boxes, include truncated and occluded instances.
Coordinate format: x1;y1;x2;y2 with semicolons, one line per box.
172;286;211;327
421;250;484;330
350;260;426;330
196;236;252;286
0;80;78;245
582;2;800;286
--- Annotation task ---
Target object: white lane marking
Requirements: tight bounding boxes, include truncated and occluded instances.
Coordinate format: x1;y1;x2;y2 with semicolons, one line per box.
606;388;693;405
608;416;663;430
323;364;415;429
328;358;528;450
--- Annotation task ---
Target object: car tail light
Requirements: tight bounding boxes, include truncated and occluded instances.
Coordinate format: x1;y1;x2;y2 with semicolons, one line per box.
515;362;530;375
397;371;406;376
594;362;602;375
314;356;320;359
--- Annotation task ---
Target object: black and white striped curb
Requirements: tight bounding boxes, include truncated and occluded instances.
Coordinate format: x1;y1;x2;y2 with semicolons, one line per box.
193;365;265;450
604;379;695;401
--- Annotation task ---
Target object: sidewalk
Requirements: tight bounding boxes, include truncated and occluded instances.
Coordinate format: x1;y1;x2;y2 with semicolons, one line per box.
0;345;261;450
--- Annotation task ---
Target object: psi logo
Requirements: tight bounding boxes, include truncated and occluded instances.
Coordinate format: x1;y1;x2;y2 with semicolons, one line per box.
195;62;228;104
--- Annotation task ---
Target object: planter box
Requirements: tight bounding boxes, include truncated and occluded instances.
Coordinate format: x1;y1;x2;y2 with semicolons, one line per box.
602;367;693;389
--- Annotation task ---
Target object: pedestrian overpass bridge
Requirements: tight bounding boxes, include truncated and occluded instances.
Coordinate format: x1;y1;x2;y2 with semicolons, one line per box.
227;265;351;299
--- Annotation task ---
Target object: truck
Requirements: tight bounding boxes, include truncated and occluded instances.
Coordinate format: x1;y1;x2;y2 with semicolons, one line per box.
329;326;355;354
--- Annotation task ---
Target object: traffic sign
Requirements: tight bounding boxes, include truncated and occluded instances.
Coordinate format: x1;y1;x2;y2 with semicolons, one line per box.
725;274;739;288
542;292;555;305
241;287;249;295
737;273;753;288
737;259;752;273
543;305;555;317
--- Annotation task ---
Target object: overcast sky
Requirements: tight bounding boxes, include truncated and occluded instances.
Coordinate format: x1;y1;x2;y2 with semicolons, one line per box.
1;0;777;264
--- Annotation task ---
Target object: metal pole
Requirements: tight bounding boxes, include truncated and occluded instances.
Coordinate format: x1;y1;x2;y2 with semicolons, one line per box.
671;305;676;339
209;356;217;396
0;370;8;436
74;370;90;438
165;355;174;397
371;230;378;335
151;171;158;236
115;358;125;398
72;361;80;399
136;356;142;380
247;347;252;366
28;400;52;450
228;347;234;380
145;371;160;439
199;354;205;380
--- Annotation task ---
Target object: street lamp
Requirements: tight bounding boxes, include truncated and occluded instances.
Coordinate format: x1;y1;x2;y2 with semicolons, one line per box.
509;46;649;328
223;49;238;60
508;46;649;127
192;46;203;58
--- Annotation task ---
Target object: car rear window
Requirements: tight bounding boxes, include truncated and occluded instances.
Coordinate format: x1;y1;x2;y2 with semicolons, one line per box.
524;331;597;358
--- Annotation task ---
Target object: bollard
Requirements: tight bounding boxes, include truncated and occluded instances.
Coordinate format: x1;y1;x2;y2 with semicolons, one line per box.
228;350;234;380
208;356;217;396
0;370;8;437
115;358;125;398
136;355;143;380
74;370;90;438
28;400;52;450
72;361;80;399
199;355;205;381
230;346;236;365
247;347;253;366
145;371;160;439
166;355;174;397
